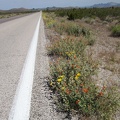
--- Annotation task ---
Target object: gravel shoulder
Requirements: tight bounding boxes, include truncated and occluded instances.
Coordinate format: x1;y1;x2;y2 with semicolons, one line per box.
30;16;70;120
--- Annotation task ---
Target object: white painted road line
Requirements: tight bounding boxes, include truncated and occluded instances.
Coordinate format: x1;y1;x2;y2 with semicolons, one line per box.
8;12;41;120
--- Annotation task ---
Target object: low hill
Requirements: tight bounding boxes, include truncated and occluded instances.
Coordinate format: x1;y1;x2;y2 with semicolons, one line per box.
91;2;120;8
9;8;30;12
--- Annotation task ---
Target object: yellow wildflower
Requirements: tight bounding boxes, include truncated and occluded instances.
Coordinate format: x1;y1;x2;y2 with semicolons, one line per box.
71;51;75;54
75;76;79;80
76;73;81;77
61;87;65;90
68;53;71;56
57;78;62;82
75;73;81;80
50;82;53;86
65;52;69;54
59;75;64;79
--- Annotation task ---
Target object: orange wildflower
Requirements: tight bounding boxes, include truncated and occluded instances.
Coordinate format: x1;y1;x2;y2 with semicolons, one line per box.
76;100;80;104
66;89;71;94
76;65;80;68
102;86;106;91
74;55;76;59
80;84;84;87
82;88;89;93
99;92;104;96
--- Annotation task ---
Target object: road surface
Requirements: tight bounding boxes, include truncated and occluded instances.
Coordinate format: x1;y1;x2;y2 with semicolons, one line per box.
0;12;40;120
0;12;68;120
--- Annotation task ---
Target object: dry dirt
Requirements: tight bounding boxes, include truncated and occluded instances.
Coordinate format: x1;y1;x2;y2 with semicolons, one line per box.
80;20;120;88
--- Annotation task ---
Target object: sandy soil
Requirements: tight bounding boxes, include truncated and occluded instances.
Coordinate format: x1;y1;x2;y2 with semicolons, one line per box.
81;20;120;87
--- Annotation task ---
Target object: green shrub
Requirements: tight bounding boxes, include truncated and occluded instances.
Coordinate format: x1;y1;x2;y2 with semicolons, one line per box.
47;37;91;58
66;24;82;36
45;11;120;119
68;13;75;20
49;38;120;120
111;25;120;37
54;7;120;21
54;22;91;37
43;12;92;38
48;37;120;120
43;13;56;28
50;57;119;119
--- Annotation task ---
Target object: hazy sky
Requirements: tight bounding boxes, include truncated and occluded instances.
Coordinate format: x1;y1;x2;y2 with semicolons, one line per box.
0;0;120;10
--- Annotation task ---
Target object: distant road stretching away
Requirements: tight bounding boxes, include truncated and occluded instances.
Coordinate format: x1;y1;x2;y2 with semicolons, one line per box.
0;13;40;120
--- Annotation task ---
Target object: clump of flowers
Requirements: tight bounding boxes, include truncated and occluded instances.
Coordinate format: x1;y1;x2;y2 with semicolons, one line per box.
46;13;120;120
47;37;86;58
75;73;81;80
65;51;76;58
57;75;64;82
49;47;119;120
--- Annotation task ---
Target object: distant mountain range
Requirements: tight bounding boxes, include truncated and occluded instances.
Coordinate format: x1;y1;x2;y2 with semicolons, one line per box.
0;2;120;12
90;2;120;8
9;7;30;12
0;8;39;12
44;2;120;10
41;2;120;10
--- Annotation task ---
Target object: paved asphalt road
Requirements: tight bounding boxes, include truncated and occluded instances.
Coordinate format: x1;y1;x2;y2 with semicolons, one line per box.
0;12;40;120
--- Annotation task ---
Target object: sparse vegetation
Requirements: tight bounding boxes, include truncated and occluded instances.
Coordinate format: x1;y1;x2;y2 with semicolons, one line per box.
53;7;120;21
0;10;38;19
43;10;120;120
43;12;94;43
111;25;120;37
